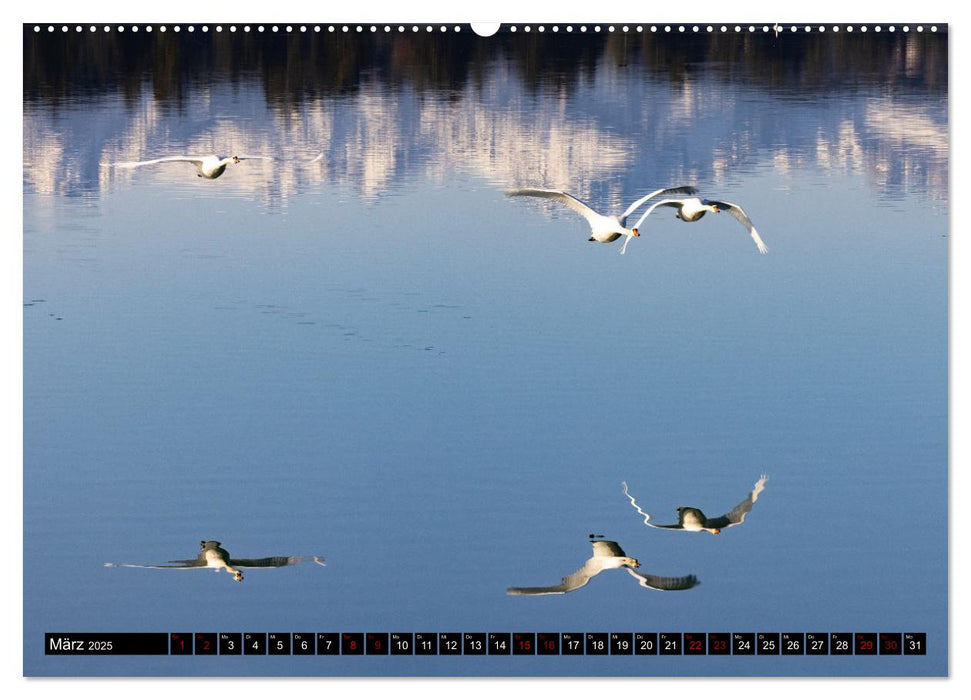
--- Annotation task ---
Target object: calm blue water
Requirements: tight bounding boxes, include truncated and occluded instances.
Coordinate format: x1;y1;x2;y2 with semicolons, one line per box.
22;27;947;677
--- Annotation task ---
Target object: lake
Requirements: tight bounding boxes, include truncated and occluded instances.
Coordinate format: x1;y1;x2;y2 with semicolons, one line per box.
22;23;948;677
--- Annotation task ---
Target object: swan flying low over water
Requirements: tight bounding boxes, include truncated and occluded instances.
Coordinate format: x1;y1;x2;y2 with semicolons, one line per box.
631;195;769;254
104;154;271;179
104;540;326;582
622;475;769;534
506;186;699;254
506;538;699;595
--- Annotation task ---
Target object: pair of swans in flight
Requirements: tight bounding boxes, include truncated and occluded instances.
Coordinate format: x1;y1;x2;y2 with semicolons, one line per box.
507;475;768;596
506;186;768;255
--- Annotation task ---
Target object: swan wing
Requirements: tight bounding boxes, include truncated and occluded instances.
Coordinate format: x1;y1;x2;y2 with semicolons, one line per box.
621;481;674;529
625;567;700;591
619;185;698;225
629;199;685;231
507;554;607;595
230;555;307;569
107;156;207;169
506;188;602;226
104;555;207;569
706;474;769;529
706;200;768;254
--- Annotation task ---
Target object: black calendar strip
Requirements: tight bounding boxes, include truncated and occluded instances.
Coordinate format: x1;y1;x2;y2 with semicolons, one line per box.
45;632;926;656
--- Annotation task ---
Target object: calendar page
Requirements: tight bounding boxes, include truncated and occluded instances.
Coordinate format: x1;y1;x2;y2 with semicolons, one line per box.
21;19;948;680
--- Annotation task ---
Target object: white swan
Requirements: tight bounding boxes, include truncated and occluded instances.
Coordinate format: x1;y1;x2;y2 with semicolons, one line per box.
104;540;326;582
506;186;699;254
506;538;699;595
631;195;768;254
105;154;271;179
622;475;769;535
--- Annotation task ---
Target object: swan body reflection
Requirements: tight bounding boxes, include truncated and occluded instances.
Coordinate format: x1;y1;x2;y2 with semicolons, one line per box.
104;540;326;582
507;538;699;595
622;475;769;535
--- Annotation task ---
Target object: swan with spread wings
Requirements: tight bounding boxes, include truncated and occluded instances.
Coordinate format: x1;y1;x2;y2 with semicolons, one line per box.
622;475;769;535
507;537;699;595
103;154;274;179
105;540;326;582
631;194;769;254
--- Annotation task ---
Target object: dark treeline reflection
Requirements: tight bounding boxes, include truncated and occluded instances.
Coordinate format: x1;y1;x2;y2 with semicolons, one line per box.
24;25;947;109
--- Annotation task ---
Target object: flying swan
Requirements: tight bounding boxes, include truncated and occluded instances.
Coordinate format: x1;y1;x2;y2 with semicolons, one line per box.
622;475;769;535
104;540;326;582
103;154;272;179
506;186;699;254
506;538;699;595
630;195;769;254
